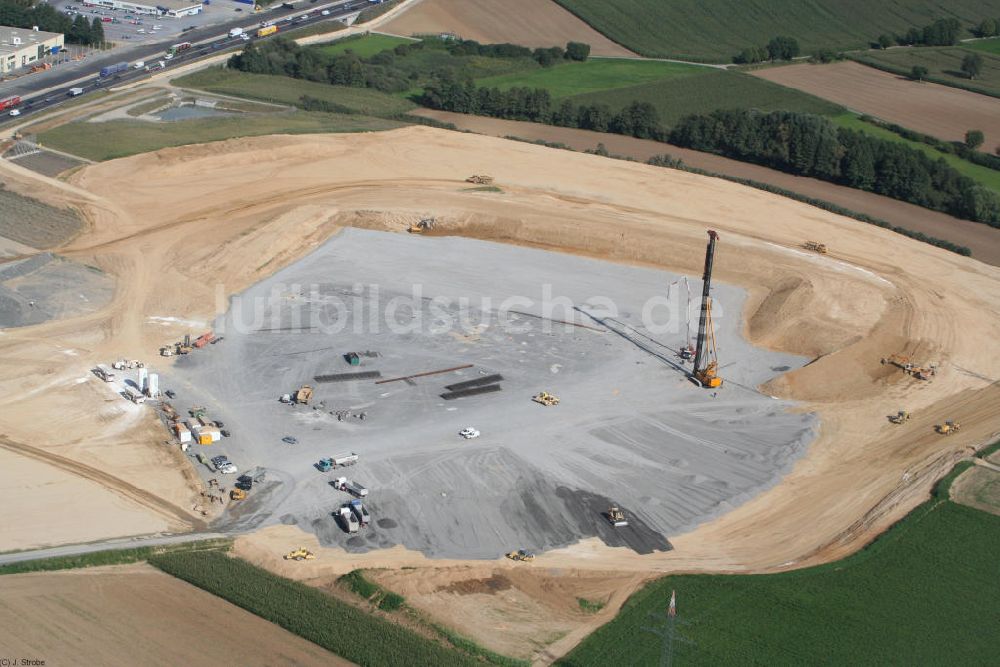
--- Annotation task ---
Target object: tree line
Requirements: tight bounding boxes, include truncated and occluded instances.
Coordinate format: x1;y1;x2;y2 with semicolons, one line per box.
0;0;105;46
669;109;1000;227
732;36;799;64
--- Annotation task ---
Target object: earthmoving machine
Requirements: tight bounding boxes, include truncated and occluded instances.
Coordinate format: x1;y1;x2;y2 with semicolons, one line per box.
350;498;370;527
506;549;535;562
607;505;629;527
803;241;828;254
407;217;435;234
230;488;246;501
176;334;193;355
881;354;936;381
337;505;360;533
532;391;560;406
465;174;494;185
283;548;316;561
692;230;723;389
888;410;910;425
296;385;313;405
936;420;961;435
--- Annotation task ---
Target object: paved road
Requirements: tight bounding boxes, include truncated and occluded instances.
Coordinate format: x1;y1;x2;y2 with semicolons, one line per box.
0;0;370;126
0;531;229;566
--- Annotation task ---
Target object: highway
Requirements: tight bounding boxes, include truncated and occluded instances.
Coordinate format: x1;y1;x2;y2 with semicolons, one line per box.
0;0;373;127
0;532;230;566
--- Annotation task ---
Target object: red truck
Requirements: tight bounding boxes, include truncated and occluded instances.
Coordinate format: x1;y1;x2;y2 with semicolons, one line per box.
0;96;21;112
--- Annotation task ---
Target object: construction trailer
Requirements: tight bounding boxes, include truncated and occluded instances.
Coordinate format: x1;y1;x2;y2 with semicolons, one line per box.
692;230;723;389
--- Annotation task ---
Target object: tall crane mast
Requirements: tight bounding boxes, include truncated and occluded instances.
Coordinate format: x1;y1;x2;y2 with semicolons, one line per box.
692;230;723;389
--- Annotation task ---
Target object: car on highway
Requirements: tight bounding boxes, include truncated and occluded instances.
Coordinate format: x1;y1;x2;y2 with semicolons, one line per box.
321;9;330;14
459;427;480;439
8;109;20;117
282;436;298;445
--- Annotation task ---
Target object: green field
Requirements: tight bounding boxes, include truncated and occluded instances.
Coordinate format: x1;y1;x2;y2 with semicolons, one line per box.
317;33;417;58
567;69;844;127
176;68;416;116
853;46;1000;97
967;37;1000;54
475;59;704;98
551;0;1000;62
833;114;1000;193
39;112;404;161
559;470;1000;665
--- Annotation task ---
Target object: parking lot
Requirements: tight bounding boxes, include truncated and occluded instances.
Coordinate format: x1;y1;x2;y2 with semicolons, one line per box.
159;229;816;560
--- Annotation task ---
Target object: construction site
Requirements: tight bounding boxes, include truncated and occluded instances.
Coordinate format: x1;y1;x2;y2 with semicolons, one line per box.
1;125;999;661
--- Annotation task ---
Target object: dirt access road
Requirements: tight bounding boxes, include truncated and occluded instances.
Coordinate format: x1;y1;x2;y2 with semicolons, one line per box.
0;564;349;666
753;60;1000;149
383;0;634;57
413;108;1000;265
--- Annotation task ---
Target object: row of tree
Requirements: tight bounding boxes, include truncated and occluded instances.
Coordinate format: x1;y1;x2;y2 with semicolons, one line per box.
444;38;590;65
0;0;104;46
732;36;800;64
669;109;1000;226
876;18;964;49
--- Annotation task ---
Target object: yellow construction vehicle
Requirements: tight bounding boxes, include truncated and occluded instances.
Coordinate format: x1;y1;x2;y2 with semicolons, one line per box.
532;391;560;406
607;505;628;527
230;488;247;501
466;174;494;185
888;410;910;424
407;218;435;234
283;548;316;561
296;385;313;405
505;549;535;562
692;231;723;389
803;241;828;254
935;420;961;435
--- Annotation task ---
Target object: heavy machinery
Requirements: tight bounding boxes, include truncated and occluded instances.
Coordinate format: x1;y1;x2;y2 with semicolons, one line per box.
888;410;910;424
936;420;961;435
607;505;629;527
337;505;360;533
465;174;494;185
506;549;535;562
230;488;246;501
296;385;313;405
407;217;435;234
692;230;723;389
283;548;316;561
881;354;937;381
532;391;560;406
176;334;193;355
803;241;828;254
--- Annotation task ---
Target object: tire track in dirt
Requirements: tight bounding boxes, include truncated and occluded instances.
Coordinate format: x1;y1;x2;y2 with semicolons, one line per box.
0;435;205;531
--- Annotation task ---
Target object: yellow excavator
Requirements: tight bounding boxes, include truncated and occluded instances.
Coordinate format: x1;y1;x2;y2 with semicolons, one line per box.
283;548;316;561
407;218;435;234
505;549;535;562
532;391;560;406
692;230;723;389
935;420;961;435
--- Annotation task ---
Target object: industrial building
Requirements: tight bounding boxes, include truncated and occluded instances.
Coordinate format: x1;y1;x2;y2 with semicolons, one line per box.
0;26;64;75
89;0;203;18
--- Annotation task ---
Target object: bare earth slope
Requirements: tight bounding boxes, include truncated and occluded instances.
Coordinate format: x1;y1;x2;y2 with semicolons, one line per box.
382;0;634;57
753;61;1000;148
2;126;999;584
0;564;349;666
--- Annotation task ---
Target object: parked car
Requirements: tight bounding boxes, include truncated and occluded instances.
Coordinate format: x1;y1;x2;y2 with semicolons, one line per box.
211;455;237;474
282;436;298;445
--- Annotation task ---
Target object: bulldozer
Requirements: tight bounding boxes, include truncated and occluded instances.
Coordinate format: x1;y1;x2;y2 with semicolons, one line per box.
465;174;494;185
283;548;316;561
407;217;435;234
607;505;628;527
532;391;560;406
505;549;535;562
936;420;961;435
230;488;247;501
803;241;828;254
296;385;313;405
888;410;910;425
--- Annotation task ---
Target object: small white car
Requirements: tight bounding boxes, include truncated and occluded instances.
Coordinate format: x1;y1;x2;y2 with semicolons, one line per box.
321;9;330;14
459;427;480;439
9;109;20;117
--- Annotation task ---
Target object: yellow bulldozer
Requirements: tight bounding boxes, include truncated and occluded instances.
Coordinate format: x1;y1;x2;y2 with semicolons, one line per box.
230;488;247;501
465;174;494;185
407;218;435;234
283;548;316;561
607;505;628;527
888;410;910;424
935;420;961;435
505;549;535;562
532;391;560;406
296;385;313;405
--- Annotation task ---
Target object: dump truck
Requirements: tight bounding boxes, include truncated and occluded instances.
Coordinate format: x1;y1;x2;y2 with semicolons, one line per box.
936;420;960;435
333;452;359;467
344;480;368;497
350;499;370;527
337;506;360;533
532;391;559;406
465;174;494;184
607;505;628;527
316;458;334;472
888;410;910;424
295;385;313;405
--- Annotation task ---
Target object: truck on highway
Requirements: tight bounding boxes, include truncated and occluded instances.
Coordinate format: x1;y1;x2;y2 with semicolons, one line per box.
144;61;166;72
168;41;192;56
257;25;278;38
132;60;144;69
0;96;21;111
68;87;84;96
228;27;244;37
99;62;129;77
